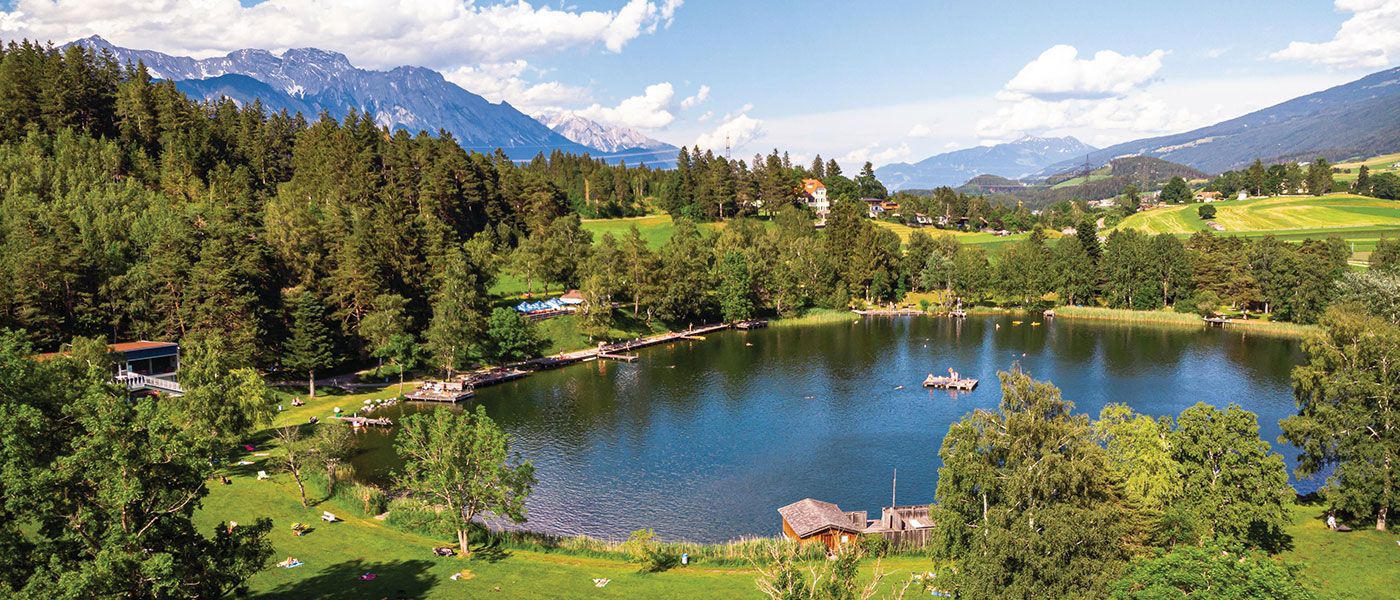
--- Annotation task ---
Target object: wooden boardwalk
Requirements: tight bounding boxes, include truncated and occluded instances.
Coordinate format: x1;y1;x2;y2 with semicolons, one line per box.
452;323;735;392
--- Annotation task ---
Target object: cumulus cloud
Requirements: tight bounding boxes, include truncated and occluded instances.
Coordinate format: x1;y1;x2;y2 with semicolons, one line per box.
907;124;933;138
680;85;710;110
0;0;683;69
1001;44;1166;101
443;60;591;114
695;112;764;151
840;143;911;169
976;93;1196;142
577;82;677;129
977;44;1189;142
1271;0;1400;69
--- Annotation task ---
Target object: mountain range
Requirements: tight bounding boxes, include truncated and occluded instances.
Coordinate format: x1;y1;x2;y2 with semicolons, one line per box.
876;136;1097;191
534;111;678;167
1035;66;1400;177
71;35;679;165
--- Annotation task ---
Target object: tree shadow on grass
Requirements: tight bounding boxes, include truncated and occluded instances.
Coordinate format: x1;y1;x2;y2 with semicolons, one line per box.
257;559;437;599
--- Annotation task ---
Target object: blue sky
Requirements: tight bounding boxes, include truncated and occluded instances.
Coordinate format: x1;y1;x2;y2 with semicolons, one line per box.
1;1;1396;168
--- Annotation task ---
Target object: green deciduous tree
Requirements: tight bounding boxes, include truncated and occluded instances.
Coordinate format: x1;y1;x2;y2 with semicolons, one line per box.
1284;304;1400;530
1171;403;1292;548
482;307;545;364
394;405;535;556
1161;176;1192;204
930;369;1131;598
0;333;273;598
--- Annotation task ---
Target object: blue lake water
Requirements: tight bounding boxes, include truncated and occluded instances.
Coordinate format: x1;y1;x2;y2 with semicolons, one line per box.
353;316;1307;543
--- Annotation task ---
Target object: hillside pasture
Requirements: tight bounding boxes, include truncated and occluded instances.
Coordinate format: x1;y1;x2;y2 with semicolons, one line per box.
1115;193;1400;235
1334;151;1400;183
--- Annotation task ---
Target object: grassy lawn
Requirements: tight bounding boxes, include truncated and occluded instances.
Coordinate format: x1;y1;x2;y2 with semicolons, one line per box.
579;214;729;248
1278;501;1400;600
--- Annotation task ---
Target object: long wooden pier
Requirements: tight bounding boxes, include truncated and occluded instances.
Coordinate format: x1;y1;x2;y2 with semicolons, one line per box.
446;323;735;394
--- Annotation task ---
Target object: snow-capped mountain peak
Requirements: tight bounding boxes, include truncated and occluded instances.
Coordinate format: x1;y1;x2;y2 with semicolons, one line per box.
534;111;675;154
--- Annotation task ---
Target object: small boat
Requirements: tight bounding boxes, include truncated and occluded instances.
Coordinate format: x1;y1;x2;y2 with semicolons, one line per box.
1011;320;1023;325
894;385;904;390
1031;322;1041;326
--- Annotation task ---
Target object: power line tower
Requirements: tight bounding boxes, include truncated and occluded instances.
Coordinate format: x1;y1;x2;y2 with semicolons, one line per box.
724;135;731;161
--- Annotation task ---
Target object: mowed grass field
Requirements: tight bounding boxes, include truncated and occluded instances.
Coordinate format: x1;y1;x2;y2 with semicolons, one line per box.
1116;193;1400;235
1334;152;1400;183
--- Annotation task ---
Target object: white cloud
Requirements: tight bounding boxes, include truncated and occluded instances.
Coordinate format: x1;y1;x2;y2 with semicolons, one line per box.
695;113;764;152
839;143;911;170
0;0;682;69
577;82;677;129
977;44;1187;143
975;93;1196;143
443;60;591;114
680;85;710;110
1001;44;1166;101
697;110;714;122
1271;0;1400;69
907;124;933;138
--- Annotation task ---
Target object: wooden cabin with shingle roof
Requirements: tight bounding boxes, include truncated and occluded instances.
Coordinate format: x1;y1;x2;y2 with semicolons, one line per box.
777;498;866;551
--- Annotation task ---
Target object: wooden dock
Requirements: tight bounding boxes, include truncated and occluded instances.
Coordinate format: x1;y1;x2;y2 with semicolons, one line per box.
405;380;474;403
1203;316;1231;327
598;352;638;362
333;416;393;427
735;319;768;330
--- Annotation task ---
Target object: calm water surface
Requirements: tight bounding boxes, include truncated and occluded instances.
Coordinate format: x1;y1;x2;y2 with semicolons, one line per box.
351;316;1306;543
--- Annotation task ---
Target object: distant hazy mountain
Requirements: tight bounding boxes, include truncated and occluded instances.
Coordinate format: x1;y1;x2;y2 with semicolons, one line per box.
534;111;678;167
1036;66;1400;176
877;136;1096;191
71;35;596;160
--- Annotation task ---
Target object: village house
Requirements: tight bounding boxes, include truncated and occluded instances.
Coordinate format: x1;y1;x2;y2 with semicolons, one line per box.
37;340;182;395
1194;191;1222;203
862;197;885;218
802;179;829;217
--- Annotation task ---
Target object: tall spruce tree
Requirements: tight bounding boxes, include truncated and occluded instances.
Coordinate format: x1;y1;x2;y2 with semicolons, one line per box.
284;291;336;398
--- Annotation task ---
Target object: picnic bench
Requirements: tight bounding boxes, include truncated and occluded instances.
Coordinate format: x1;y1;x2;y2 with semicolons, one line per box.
321;511;337;523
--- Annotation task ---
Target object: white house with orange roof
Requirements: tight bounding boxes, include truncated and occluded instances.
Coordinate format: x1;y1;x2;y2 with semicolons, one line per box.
802;179;829;216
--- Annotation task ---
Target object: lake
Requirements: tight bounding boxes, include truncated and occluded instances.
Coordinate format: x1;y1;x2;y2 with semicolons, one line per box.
350;316;1307;543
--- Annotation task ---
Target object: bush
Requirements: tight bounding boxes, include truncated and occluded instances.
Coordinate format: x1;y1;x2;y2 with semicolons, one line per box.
350;483;387;516
384;497;456;538
859;533;892;558
1197;204;1216;220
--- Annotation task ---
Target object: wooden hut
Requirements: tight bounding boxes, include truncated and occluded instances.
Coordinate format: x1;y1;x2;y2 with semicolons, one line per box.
777;498;866;551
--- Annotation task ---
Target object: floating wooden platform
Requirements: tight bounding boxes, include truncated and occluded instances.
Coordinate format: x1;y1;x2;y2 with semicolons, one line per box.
923;374;978;390
735;319;769;330
466;368;529;388
405;380;474;403
1203;316;1231;326
333;416;393;427
598;353;638;362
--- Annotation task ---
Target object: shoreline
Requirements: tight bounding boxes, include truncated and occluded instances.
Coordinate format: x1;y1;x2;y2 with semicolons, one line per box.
1051;305;1318;339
